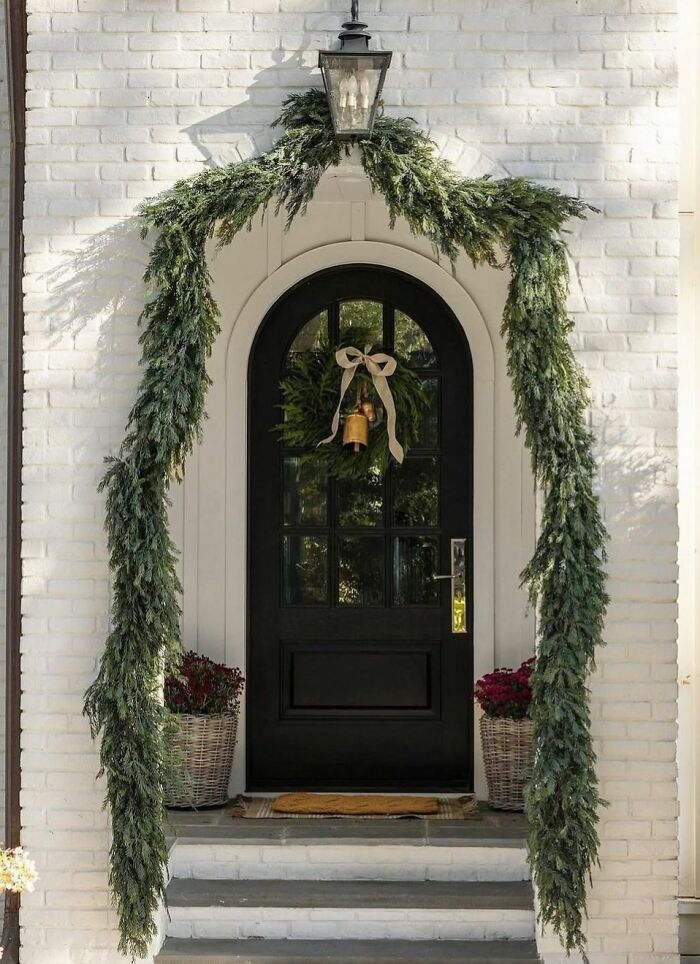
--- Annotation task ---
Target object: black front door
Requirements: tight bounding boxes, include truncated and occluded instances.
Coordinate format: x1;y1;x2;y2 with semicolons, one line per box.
248;266;473;791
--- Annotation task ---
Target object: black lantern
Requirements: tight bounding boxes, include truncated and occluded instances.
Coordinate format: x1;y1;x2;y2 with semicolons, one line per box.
318;1;392;140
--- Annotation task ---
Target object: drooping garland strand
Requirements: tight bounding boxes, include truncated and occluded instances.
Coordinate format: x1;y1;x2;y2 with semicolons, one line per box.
505;234;607;952
84;88;607;959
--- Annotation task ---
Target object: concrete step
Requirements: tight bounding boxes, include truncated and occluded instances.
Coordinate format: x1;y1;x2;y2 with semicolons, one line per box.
165;879;536;942
156;938;541;963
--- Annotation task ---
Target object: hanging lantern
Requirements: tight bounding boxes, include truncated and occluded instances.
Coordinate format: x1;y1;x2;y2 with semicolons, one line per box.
343;408;370;452
319;1;392;141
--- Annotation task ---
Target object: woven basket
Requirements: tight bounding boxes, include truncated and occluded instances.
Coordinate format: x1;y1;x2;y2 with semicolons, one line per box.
480;716;533;811
164;712;239;809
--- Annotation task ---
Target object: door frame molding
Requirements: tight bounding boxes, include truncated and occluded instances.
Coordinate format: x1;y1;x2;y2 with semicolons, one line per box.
223;241;496;797
4;1;26;959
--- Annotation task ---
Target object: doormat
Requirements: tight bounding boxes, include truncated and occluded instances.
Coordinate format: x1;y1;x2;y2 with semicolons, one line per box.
230;794;481;820
274;793;440;816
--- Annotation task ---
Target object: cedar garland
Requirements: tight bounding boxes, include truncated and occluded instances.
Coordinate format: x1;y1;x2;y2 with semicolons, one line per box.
85;88;607;959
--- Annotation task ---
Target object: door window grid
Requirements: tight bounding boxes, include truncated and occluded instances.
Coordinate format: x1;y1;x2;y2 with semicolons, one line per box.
281;299;441;609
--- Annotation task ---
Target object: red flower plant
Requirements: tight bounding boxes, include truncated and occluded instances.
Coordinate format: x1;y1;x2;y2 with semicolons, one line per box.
474;657;535;720
165;650;244;716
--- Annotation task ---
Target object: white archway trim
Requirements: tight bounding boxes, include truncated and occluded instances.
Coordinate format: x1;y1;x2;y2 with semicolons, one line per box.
224;242;496;380
223;240;496;798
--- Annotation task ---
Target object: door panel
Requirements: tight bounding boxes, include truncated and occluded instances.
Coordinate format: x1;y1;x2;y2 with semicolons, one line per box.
248;266;473;791
282;643;436;713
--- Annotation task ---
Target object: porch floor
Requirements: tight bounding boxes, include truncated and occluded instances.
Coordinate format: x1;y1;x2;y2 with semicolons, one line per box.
165;802;528;848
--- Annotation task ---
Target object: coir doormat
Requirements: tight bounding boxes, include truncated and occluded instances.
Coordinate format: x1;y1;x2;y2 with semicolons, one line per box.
230;793;481;820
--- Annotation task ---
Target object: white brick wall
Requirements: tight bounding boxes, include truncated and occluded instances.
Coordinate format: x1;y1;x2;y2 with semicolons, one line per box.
19;2;679;963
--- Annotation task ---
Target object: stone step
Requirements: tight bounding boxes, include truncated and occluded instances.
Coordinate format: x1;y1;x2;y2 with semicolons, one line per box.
168;820;529;884
165;879;536;942
167;817;528;849
169;841;529;883
167;879;534;911
156;938;541;963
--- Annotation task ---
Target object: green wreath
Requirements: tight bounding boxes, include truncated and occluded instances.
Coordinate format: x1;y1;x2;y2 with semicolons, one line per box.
278;330;428;480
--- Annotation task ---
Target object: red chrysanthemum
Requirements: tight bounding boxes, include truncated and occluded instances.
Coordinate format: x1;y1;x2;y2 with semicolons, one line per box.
164;651;245;715
474;656;535;719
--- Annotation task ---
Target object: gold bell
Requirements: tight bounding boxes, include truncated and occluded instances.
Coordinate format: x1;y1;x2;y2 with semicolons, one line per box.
343;410;369;452
361;399;377;423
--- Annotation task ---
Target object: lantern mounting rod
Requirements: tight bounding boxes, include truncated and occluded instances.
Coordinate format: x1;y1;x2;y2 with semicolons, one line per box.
339;0;371;50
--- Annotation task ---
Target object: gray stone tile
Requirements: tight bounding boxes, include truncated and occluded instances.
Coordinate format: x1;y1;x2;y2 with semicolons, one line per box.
283;819;426;843
426;821;526;848
166;878;534;911
157;938;541;962
167;805;528;849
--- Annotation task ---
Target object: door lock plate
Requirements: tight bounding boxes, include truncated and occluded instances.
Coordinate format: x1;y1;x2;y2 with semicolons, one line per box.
450;538;467;634
434;539;467;633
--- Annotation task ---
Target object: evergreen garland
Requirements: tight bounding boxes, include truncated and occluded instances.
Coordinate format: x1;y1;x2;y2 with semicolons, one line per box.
85;87;607;959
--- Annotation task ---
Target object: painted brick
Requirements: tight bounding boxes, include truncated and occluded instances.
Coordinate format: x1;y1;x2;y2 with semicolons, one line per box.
15;1;680;963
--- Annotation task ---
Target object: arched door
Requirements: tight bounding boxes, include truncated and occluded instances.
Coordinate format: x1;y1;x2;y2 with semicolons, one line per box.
248;266;473;790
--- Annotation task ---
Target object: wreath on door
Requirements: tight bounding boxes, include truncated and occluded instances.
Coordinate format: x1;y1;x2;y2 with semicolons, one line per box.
278;327;428;480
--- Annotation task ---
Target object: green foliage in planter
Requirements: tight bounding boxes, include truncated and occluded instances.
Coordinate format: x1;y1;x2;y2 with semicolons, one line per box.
85;88;607;959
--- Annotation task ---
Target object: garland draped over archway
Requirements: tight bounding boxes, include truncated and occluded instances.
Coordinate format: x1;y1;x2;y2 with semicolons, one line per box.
84;89;608;960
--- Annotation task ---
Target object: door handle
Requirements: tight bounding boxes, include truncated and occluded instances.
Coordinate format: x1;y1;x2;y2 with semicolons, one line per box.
435;539;467;634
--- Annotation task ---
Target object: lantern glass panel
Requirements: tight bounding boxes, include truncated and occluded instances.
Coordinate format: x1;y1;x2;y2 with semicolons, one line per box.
320;52;389;138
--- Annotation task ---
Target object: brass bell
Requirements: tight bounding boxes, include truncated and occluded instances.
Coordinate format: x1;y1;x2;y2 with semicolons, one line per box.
361;399;377;423
343;410;369;452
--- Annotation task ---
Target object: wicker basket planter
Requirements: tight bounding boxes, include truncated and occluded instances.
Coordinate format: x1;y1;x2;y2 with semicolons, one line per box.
164;712;239;809
480;715;533;811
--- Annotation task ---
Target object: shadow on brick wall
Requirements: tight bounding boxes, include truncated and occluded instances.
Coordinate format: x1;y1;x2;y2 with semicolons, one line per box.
185;49;318;168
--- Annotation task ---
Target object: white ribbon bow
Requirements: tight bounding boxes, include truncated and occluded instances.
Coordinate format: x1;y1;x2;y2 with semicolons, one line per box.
318;345;405;464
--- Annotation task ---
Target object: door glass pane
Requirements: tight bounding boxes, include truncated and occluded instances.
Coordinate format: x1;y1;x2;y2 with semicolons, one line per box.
393;536;439;606
395;311;436;368
337;470;384;527
338;536;384;606
280;292;444;616
290;310;327;356
393;458;439;527
283;535;328;605
417;377;439;448
283;457;327;526
340;300;383;350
